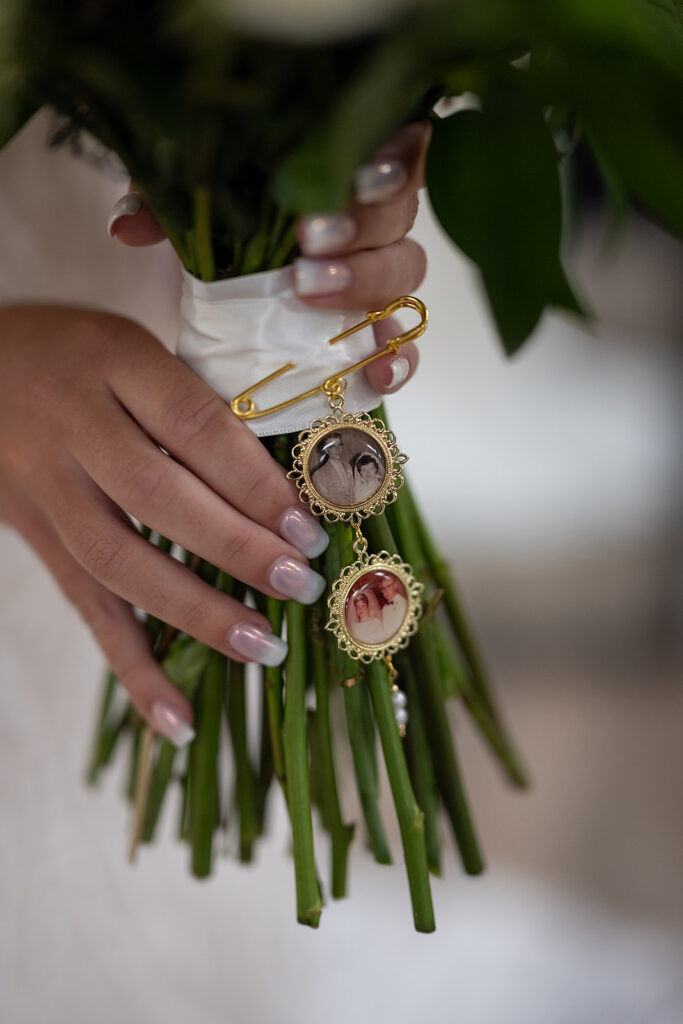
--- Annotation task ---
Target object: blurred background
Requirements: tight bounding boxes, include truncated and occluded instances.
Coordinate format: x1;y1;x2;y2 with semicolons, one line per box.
0;111;682;1023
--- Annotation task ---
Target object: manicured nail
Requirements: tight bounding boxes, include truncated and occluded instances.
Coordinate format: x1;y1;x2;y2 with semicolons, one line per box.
299;213;356;256
107;192;142;237
277;507;329;558
267;556;326;604
388;355;410;390
227;622;288;666
150;699;195;747
354;158;407;204
294;257;352;296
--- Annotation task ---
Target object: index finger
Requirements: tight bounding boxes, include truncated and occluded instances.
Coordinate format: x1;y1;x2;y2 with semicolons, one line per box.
102;318;328;556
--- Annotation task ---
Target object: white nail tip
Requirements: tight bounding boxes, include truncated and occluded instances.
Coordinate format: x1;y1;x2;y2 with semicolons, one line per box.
294;258;352;296
388;356;410;389
150;700;195;748
354;159;407;204
107;192;142;236
300;213;356;255
227;623;288;666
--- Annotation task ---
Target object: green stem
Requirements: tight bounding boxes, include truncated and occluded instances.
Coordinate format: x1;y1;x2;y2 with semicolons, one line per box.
311;607;354;898
142;739;177;843
400;656;441;876
226;660;259;862
399;484;527;787
282;601;322;928
411;623;484;875
125;720;142;802
342;679;392;864
259;597;288;799
189;651;225;878
193;186;215;282
367;660;435;933
86;669;119;784
326;521;391;863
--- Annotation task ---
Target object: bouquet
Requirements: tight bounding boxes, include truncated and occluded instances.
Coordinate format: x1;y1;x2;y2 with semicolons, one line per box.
2;0;681;931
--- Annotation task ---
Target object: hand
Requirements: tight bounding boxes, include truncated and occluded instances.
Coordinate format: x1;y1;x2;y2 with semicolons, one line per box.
0;307;334;744
109;121;431;393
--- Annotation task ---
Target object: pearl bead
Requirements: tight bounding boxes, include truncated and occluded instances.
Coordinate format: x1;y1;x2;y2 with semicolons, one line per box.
392;690;407;709
395;707;409;727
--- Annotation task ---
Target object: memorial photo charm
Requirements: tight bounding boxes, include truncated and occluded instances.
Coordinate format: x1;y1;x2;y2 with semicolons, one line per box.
288;411;408;522
326;551;424;663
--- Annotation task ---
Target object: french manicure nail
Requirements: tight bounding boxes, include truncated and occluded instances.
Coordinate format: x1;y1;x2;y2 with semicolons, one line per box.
388;355;410;389
294;257;352;297
354;158;407;204
107;192;142;237
268;556;326;604
277;507;329;558
150;699;195;747
226;622;288;666
299;212;356;256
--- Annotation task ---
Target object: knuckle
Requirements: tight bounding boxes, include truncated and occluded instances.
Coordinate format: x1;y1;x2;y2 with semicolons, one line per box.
399;239;427;290
220;528;252;568
404;193;419;234
164;389;226;447
120;455;169;511
181;596;212;639
80;531;127;585
74;587;116;636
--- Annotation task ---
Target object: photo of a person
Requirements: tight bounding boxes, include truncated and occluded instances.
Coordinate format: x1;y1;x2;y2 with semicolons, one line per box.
345;570;408;646
351;453;383;503
309;427;386;507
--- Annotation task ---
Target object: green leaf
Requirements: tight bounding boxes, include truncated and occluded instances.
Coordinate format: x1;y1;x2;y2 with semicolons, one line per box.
161;636;210;695
426;86;583;355
273;33;427;213
0;2;36;149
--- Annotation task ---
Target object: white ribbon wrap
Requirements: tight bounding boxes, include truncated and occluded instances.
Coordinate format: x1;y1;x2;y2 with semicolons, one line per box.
176;266;384;437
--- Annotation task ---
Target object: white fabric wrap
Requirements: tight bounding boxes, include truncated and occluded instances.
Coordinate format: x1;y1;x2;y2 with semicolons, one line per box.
176;266;383;437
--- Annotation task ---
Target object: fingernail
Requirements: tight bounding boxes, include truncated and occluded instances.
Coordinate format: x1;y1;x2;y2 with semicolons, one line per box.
354;158;407;204
268;556;326;604
388;355;410;390
294;257;352;297
107;192;142;237
227;622;288;666
277;507;329;558
299;213;356;256
150;699;195;747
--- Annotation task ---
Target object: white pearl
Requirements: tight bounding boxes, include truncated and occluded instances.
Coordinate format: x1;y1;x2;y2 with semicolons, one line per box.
392;690;407;709
395;708;409;727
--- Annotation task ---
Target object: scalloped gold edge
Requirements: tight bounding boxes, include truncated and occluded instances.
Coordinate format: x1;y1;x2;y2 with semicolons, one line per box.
287;411;408;524
325;551;424;663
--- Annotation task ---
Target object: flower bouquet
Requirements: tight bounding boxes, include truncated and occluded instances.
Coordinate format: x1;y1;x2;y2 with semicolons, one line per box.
2;0;682;931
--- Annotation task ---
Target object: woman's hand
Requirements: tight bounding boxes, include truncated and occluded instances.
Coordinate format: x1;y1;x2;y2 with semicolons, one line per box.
1;122;430;744
0;307;332;744
109;121;431;392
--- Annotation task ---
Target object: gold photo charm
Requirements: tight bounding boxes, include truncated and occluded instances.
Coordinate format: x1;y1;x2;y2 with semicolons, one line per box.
326;549;424;664
289;411;407;523
231;296;429;736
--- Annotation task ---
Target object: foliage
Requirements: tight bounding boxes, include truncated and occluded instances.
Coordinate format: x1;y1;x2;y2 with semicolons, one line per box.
2;0;682;351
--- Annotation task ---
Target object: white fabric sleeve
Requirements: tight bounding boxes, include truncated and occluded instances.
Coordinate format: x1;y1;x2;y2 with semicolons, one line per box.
176;266;384;437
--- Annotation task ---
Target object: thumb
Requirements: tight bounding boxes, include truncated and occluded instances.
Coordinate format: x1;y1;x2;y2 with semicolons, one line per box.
364;315;419;395
107;189;167;247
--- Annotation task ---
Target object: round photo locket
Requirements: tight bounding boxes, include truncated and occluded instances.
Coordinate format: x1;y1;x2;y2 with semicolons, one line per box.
326;551;424;664
288;411;407;522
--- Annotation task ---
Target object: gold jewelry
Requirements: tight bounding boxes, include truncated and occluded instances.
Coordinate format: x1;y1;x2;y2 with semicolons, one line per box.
326;523;424;665
231;297;429;735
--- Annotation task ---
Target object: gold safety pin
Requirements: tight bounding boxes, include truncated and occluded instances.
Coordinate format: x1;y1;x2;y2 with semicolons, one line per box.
230;295;428;421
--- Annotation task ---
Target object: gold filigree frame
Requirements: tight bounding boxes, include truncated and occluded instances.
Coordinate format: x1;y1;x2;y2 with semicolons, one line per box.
288;410;408;523
325;551;424;663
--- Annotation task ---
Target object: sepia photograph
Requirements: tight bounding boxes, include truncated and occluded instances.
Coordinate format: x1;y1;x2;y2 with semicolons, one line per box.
309;427;386;507
345;569;408;646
